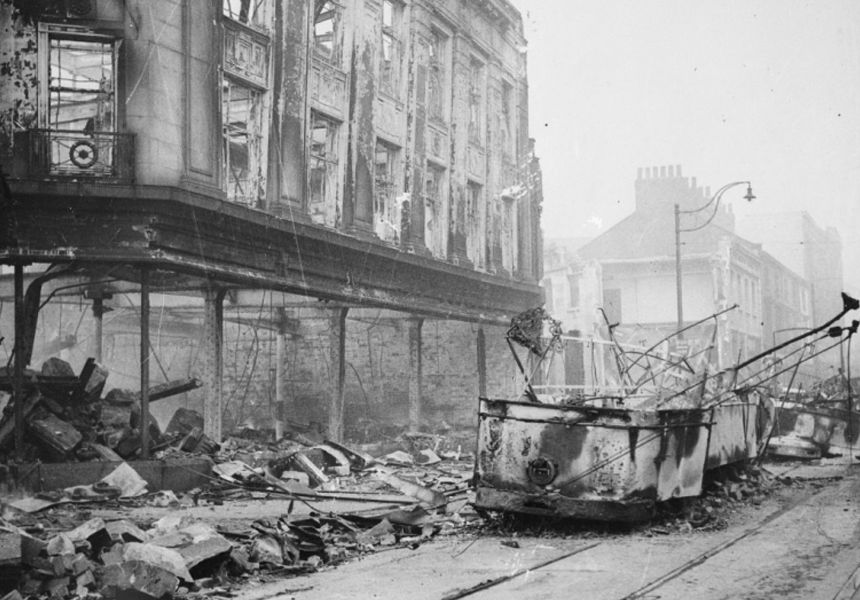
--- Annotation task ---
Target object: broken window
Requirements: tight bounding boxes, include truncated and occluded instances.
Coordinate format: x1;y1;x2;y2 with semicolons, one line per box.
501;195;516;272
39;26;120;176
48;38;115;133
500;80;513;162
380;0;402;98
424;163;446;257
467;180;480;220
374;140;400;243
222;77;264;207
314;1;341;63
308;112;340;227
428;29;447;122
466;180;484;267
223;0;269;30
468;59;484;144
221;0;270;207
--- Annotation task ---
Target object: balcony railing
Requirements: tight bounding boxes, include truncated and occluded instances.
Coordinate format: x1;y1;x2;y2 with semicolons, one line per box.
21;129;135;182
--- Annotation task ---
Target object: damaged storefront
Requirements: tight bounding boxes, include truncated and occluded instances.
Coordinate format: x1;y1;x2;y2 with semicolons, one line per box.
0;0;542;596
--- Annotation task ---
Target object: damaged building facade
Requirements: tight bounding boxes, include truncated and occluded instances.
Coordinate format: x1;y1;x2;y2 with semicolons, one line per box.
0;0;543;461
540;166;840;390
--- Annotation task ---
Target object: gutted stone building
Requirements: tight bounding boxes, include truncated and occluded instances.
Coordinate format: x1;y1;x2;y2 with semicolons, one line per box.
0;0;543;457
541;167;822;389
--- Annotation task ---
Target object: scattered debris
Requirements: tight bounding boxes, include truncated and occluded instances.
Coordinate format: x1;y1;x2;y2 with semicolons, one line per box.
0;427;480;598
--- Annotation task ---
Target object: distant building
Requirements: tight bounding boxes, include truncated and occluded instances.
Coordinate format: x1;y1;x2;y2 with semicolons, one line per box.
736;212;843;329
543;166;815;374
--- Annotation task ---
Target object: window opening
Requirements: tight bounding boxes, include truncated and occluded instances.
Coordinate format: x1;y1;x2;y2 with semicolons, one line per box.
380;0;402;97
41;30;123;177
223;77;264;207
468;59;483;143
309;112;340;226
314;1;340;62
501;80;513;162
49;38;115;132
223;0;268;29
424;163;446;257
466;180;483;266
428;29;446;122
374;140;400;243
467;180;481;220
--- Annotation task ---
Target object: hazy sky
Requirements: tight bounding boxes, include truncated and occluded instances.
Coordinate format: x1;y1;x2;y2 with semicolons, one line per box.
513;0;860;290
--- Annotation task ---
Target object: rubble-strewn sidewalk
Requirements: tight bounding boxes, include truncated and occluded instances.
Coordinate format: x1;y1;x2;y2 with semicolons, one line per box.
0;414;481;599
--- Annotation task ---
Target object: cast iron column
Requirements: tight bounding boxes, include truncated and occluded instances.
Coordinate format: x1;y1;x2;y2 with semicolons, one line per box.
328;308;349;442
13;264;24;461
674;203;684;339
408;317;425;432
477;325;487;398
275;308;287;440
203;288;225;442
139;268;151;460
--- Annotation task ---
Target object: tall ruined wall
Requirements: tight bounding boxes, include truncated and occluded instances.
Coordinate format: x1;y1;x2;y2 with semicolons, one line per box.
224;316;519;440
0;299;521;440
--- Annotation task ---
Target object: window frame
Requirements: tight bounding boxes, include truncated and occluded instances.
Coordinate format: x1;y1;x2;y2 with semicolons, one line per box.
374;138;401;243
424;161;447;257
308;110;342;226
313;0;343;65
379;0;404;99
222;75;265;207
38;23;119;133
467;58;485;145
222;0;271;33
427;28;449;123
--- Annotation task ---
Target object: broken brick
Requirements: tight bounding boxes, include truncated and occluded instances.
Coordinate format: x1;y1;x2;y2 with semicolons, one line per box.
101;560;178;600
46;534;75;557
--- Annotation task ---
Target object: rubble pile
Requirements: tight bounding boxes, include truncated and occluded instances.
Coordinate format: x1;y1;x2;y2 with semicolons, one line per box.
0;357;207;464
656;463;775;533
0;430;479;598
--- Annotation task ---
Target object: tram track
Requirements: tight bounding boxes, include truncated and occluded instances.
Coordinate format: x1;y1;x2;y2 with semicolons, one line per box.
619;487;822;599
442;484;827;600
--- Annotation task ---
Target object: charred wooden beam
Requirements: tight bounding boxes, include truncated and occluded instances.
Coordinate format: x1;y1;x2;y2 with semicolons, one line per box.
132;378;202;403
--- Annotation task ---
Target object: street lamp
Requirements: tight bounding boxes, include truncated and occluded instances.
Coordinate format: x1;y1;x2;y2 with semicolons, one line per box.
675;181;755;338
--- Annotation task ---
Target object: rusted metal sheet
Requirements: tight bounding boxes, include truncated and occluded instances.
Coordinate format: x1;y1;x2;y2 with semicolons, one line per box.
705;397;764;470
767;401;860;459
473;398;727;522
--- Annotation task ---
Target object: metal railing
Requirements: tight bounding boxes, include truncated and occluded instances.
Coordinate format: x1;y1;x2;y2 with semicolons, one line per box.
24;128;135;181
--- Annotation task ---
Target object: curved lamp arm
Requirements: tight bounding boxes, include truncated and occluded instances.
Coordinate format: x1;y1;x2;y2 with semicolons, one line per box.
679;181;754;233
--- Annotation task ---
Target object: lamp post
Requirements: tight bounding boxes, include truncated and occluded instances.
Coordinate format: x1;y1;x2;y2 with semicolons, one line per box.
675;181;755;338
